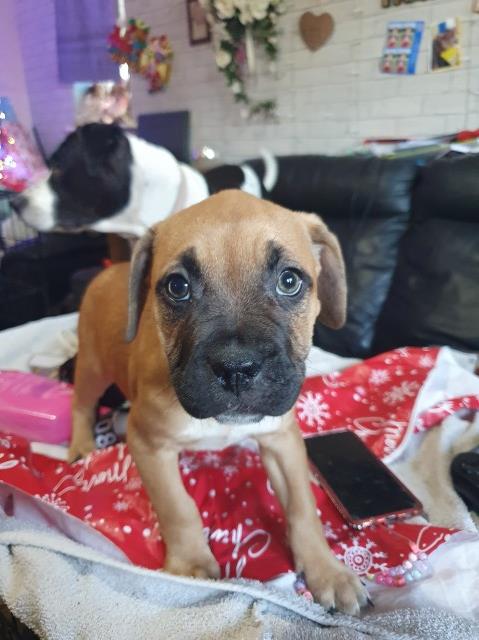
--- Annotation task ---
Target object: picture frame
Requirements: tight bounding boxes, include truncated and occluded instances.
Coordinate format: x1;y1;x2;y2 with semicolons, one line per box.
186;0;211;46
431;18;462;72
381;0;432;7
380;20;424;75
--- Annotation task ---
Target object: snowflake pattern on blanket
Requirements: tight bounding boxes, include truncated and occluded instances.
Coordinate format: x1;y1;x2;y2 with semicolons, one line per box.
0;347;477;588
296;347;436;460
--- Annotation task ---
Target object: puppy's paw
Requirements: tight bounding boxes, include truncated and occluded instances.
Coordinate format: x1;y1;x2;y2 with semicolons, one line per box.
165;550;220;580
305;558;368;615
67;438;96;463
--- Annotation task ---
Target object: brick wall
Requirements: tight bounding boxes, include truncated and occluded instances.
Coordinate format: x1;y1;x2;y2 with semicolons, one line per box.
15;0;74;156
127;0;479;162
0;0;32;129
9;0;479;160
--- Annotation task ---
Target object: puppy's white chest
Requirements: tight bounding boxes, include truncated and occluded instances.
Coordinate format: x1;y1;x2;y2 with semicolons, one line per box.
179;416;283;450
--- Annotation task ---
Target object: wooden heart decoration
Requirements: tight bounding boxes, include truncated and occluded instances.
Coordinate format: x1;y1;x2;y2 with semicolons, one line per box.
299;12;334;52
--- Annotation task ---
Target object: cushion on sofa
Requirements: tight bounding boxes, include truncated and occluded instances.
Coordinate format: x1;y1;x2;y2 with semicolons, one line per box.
1;232;107;328
248;155;419;358
372;155;479;354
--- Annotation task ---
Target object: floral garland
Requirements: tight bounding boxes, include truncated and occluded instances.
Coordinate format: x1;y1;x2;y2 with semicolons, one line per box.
199;0;284;119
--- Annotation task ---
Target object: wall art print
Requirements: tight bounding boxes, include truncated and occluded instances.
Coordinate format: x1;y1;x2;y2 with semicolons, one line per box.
380;20;424;75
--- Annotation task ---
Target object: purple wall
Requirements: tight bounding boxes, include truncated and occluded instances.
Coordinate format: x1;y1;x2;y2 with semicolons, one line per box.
0;0;32;129
15;0;75;156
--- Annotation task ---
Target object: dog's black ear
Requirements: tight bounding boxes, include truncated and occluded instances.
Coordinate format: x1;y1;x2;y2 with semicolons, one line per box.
80;124;125;176
203;165;246;194
125;230;154;342
81;123;122;151
299;213;347;330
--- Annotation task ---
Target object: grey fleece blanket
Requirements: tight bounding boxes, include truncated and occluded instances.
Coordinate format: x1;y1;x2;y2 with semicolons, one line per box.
0;516;477;640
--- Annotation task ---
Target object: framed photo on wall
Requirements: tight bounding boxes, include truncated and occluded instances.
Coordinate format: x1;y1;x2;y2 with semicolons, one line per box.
186;0;211;45
431;18;462;71
381;0;432;6
380;20;424;75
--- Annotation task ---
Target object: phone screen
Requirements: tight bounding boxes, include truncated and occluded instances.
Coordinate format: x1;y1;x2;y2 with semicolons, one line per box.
305;431;419;521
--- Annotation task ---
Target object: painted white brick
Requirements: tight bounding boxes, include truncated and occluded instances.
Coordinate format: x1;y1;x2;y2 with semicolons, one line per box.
423;92;468;115
449;70;469;91
289;0;358;25
9;0;477;162
358;79;398;101
125;0;476;158
357;118;396;138
335;18;363;43
395;116;447;137
357;37;387;61
360;96;422;119
430;0;470;21
397;73;450;96
445;113;467;130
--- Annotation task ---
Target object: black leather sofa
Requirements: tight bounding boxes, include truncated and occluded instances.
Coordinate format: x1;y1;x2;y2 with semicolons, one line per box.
0;231;107;330
206;153;479;359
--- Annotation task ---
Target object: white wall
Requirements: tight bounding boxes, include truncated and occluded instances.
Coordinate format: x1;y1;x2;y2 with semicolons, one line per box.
0;0;32;129
15;0;75;156
127;0;479;163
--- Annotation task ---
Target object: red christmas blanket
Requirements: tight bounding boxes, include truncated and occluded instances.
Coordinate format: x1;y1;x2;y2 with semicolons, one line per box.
0;347;477;588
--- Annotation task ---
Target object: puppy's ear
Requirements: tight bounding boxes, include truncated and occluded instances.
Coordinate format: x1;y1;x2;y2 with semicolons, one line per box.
299;213;347;329
125;230;154;342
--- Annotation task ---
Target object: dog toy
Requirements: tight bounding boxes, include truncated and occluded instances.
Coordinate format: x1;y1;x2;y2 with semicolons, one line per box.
0;371;72;444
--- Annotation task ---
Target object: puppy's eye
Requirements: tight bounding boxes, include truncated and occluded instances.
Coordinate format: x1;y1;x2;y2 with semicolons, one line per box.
165;274;190;301
276;269;302;296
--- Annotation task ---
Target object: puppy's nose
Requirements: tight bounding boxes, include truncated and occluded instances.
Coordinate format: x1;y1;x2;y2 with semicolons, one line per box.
10;194;28;214
209;349;262;395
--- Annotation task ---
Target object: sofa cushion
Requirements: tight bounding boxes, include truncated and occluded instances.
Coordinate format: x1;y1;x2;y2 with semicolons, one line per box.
372;154;479;354
249;155;416;220
1;232;107;326
411;153;479;223
247;155;419;357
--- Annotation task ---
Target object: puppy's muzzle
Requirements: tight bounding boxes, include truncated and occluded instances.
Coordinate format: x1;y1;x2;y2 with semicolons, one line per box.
208;345;262;396
172;329;303;421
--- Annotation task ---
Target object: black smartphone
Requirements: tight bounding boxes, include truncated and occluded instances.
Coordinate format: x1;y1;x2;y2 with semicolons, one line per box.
305;430;423;529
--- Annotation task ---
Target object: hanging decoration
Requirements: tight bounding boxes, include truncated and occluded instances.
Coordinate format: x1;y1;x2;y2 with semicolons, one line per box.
0;99;47;193
299;12;334;52
108;19;173;94
199;0;285;119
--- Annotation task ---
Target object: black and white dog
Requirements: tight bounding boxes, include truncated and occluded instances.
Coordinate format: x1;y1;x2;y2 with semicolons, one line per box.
14;123;277;237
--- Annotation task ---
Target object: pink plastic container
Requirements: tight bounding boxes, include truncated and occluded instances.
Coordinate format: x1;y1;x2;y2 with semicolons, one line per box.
0;371;72;443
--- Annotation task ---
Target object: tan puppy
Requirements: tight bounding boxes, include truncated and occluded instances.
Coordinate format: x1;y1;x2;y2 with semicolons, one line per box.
70;190;367;614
